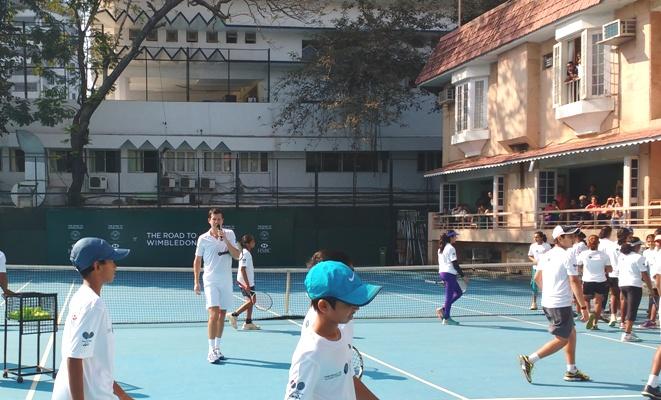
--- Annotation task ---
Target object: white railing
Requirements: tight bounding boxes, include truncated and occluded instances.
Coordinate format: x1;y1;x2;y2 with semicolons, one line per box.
564;78;581;104
432;203;661;231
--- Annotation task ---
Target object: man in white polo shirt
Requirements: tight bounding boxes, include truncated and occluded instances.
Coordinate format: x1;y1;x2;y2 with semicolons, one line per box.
193;208;240;363
518;225;590;384
0;250;15;296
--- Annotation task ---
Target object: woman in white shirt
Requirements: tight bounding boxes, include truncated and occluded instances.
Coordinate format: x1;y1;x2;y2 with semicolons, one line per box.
576;235;611;330
617;237;654;342
436;230;466;326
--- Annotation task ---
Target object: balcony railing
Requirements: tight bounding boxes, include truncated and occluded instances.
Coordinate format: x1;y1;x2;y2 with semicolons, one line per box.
432;204;661;231
564;78;581;104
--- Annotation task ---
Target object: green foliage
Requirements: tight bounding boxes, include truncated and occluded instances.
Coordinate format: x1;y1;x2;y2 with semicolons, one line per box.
273;0;452;149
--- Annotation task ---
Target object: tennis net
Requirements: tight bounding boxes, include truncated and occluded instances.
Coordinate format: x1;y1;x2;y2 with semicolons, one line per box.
3;263;540;324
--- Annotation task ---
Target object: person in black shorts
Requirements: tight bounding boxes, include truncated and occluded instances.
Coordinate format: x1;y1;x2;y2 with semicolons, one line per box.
576;235;612;330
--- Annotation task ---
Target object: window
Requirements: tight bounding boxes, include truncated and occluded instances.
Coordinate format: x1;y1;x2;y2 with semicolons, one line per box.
417;152;441;172
163;150;196;173
128;150;158;173
128;29;140;40
239;152;268;172
146;29;158;42
630;157;639;199
441;183;458;214
89;150;120;173
301;40;318;61
206;31;218;43
12;82;38;92
203;151;232;172
245;32;256;44
10;149;25;172
166;29;178;42
48;149;72;172
226;31;238;44
454;78;487;134
553;29;609;106
305;152;388;173
186;30;198;43
538;170;556;206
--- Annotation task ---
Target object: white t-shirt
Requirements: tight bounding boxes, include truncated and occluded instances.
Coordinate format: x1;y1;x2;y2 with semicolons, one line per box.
536;246;579;308
237;248;255;287
285;328;355;400
52;285;117;400
0;250;6;273
598;238;620;277
643;248;657;269
528;242;551;263
438;244;458;275
617;252;647;288
652;249;661;279
195;229;237;285
576;250;610;282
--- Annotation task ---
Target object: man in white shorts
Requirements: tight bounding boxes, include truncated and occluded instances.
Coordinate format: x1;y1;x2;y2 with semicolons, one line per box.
285;261;380;400
0;250;15;296
519;225;590;384
193;208;240;363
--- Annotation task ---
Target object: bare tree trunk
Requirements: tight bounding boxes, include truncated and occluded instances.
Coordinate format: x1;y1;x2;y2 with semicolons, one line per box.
67;103;95;206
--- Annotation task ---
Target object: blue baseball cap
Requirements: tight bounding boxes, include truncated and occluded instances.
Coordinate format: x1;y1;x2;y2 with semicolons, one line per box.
70;237;130;272
447;230;458;238
304;261;382;307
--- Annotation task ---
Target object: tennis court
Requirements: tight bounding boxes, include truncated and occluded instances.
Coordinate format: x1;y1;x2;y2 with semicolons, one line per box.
0;264;657;399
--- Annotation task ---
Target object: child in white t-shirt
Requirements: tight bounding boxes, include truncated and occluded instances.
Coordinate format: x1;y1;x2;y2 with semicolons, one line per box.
528;231;551;310
229;234;261;330
52;237;132;400
285;261;381;400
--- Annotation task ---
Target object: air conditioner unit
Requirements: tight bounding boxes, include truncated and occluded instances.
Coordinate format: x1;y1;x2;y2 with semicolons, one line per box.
437;85;455;106
200;178;216;190
180;177;196;189
599;19;636;46
160;177;176;190
88;175;108;190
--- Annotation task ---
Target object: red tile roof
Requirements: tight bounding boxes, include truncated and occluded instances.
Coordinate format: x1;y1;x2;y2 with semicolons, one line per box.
426;130;661;176
416;0;602;85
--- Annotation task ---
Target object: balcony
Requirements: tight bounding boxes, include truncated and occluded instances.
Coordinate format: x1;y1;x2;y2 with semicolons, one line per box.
555;78;615;135
451;129;490;157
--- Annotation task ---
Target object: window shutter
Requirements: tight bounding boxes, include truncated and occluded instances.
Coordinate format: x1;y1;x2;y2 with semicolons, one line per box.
603;41;611;96
552;43;562;107
579;30;588;100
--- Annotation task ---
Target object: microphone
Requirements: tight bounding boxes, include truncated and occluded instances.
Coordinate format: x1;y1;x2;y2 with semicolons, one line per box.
216;224;223;240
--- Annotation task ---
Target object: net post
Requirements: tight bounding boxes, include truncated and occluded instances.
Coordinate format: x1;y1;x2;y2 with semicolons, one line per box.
284;271;291;315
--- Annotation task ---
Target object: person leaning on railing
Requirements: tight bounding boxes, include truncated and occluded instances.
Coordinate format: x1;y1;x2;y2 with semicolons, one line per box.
0;250;15;297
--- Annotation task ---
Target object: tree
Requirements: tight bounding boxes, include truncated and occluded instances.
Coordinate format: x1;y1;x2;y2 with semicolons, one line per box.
0;1;75;136
2;0;319;206
272;0;453;151
456;0;509;25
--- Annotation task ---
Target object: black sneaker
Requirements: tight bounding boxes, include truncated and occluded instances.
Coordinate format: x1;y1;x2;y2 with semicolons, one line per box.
643;385;661;399
518;355;533;383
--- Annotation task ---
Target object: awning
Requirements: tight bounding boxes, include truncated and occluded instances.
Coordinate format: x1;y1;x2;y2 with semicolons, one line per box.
425;130;661;177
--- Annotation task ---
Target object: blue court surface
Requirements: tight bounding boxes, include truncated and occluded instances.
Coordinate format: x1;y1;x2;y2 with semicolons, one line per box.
1;312;658;399
0;265;657;399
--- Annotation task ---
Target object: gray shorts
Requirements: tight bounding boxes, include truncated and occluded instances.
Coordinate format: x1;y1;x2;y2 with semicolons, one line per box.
542;306;575;339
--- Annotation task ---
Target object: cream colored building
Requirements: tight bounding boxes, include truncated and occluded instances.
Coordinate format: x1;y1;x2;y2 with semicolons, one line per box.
417;0;661;262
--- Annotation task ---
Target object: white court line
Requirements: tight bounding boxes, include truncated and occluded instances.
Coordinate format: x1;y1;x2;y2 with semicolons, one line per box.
25;282;76;400
471;395;640;400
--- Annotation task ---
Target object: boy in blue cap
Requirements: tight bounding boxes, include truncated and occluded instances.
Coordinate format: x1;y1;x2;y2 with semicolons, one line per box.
52;237;133;400
285;260;381;400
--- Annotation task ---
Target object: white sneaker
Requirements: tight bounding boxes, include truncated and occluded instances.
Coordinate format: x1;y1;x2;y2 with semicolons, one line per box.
207;351;220;364
213;347;226;360
621;333;642;342
242;322;261;330
228;314;238;330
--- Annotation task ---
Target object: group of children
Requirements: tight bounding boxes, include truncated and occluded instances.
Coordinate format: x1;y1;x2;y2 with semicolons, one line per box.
521;224;661;399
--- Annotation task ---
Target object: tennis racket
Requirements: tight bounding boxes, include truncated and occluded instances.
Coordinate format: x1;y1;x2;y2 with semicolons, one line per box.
350;345;364;379
238;282;273;311
458;276;468;293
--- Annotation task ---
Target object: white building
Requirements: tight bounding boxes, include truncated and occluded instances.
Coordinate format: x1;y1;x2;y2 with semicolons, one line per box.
0;2;444;208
